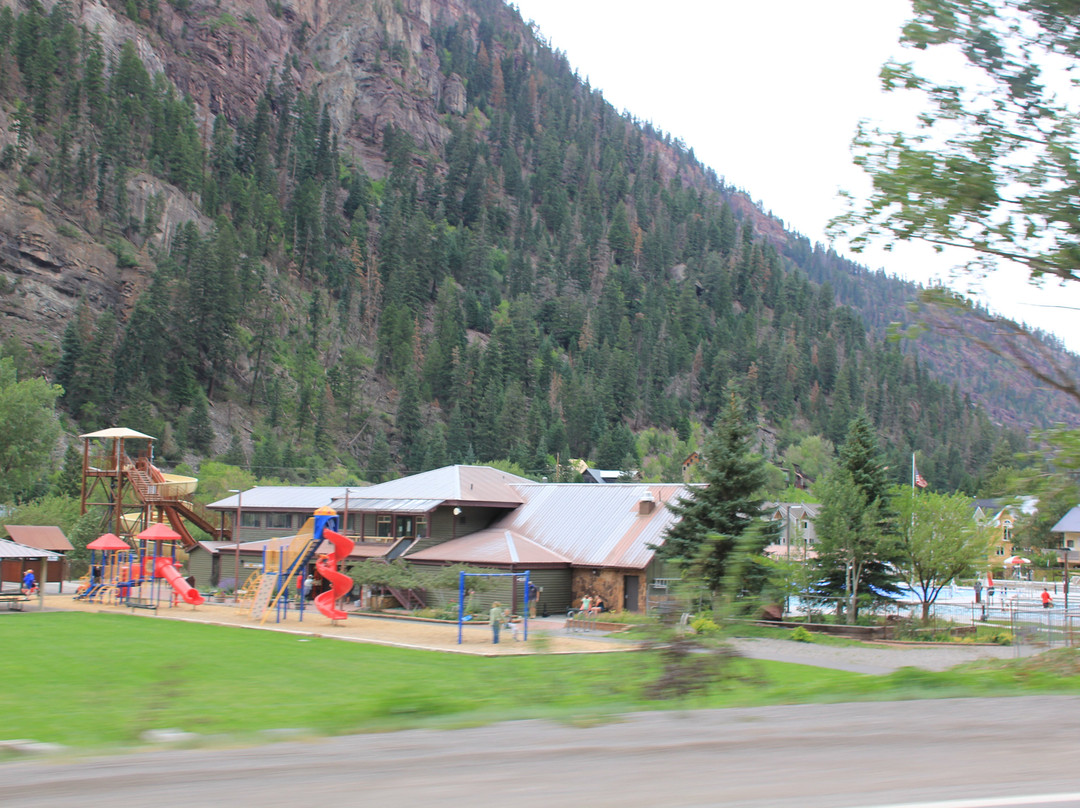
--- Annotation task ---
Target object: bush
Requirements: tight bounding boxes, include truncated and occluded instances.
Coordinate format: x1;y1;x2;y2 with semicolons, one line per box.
107;239;139;268
690;616;720;636
790;626;813;643
987;630;1013;646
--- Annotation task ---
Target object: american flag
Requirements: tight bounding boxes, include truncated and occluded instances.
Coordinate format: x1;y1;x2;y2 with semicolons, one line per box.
914;463;928;488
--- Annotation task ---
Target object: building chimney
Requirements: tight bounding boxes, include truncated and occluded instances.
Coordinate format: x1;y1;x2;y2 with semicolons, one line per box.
639;490;655;515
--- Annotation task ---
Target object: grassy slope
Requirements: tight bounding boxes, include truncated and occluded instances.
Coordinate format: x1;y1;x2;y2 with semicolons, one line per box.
3;613;1079;749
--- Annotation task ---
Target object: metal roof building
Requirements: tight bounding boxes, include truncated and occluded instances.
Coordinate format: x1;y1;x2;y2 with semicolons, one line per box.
407;482;687;570
0;538;52;560
408;528;571;566
336;465;528;510
208;486;358;511
1052;505;1080;535
196;465;694;613
3;525;73;552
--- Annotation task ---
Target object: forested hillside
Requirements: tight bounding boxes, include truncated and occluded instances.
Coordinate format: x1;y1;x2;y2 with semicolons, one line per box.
0;0;1076;498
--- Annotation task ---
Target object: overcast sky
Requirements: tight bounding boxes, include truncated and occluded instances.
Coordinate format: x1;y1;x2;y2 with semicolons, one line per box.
510;0;1080;353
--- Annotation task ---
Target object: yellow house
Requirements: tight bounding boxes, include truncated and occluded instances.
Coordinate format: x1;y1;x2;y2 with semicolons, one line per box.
975;497;1037;567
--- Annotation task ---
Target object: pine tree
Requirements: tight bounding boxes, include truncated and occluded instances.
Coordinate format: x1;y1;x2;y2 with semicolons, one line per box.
186;390;214;453
51;443;83;498
366;428;392;483
812;411;902;621
659;389;772;591
395;370;422;471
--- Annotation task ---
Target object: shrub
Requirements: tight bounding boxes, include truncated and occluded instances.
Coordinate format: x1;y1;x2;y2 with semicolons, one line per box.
690;616;720;636
988;630;1013;646
790;626;813;643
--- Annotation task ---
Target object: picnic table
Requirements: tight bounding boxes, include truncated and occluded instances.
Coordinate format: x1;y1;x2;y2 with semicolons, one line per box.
0;587;31;610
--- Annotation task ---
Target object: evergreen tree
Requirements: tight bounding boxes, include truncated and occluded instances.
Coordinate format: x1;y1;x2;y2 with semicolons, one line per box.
367;428;392;483
395;371;422;471
186;390;214;454
812;411;902;621
658;389;772;591
50;443;83;498
222;432;246;467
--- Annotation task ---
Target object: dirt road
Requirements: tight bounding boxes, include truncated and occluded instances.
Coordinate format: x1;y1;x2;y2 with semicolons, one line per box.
3;697;1080;807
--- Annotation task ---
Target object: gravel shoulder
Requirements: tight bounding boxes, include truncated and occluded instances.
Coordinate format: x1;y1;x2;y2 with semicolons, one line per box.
728;636;1034;674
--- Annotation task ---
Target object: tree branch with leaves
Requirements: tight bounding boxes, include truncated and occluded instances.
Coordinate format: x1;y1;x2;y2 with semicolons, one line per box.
831;0;1080;287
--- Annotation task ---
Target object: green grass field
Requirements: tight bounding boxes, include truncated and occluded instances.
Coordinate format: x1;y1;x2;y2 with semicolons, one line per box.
3;613;1079;750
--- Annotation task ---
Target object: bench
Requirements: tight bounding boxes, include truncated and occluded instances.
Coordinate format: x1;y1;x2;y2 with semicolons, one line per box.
0;592;31;611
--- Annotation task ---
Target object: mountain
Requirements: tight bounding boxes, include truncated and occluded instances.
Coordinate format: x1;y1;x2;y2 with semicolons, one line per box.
0;0;1077;497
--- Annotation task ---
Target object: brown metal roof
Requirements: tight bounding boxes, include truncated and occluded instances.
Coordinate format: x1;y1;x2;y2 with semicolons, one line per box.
406;529;571;565
4;525;73;552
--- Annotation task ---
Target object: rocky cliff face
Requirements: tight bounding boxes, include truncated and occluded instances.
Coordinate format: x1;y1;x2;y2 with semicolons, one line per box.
0;0;486;347
0;176;139;339
0;0;741;347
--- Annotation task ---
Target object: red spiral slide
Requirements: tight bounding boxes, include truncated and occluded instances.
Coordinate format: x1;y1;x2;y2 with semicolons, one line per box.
153;557;205;606
314;528;355;621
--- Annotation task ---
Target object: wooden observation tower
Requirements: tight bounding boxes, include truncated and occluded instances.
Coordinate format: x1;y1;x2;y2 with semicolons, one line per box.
79;427;227;547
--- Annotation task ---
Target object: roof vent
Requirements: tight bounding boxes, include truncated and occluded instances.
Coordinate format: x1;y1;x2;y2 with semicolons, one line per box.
639;490;655;515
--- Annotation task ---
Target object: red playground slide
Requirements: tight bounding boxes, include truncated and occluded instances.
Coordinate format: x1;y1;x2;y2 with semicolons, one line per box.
314;529;356;621
153;557;205;606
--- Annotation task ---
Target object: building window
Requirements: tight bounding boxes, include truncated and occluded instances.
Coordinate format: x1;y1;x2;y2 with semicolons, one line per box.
265;512;291;530
1003;526;1013;542
240;512;261;528
396;515;414;538
376;515;392;538
416;515;428;538
1068;539;1075;549
996;546;1005;555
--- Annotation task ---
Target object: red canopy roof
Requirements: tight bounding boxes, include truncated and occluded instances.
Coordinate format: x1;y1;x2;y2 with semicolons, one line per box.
87;533;130;551
138;523;182;542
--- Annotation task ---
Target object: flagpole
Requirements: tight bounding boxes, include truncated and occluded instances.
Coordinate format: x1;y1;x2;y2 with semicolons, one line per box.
910;453;916;537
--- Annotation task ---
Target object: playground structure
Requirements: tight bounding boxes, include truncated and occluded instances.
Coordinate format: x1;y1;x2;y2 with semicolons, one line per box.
75;524;205;608
245;507;356;624
79;428;227;548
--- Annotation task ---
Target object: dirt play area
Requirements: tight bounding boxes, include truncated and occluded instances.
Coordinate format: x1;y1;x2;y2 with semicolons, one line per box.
36;592;638;656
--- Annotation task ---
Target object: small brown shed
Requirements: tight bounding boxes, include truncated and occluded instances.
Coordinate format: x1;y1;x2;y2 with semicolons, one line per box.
3;525;74;592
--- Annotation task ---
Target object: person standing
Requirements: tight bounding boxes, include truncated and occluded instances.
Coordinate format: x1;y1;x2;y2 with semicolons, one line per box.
1042;588;1053;609
21;568;35;595
490;601;504;644
528;582;540;618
